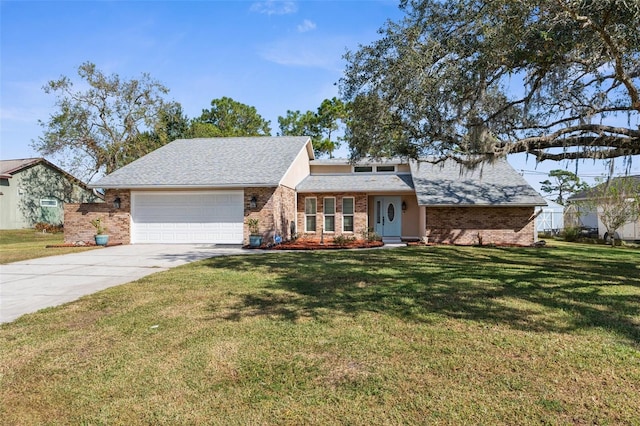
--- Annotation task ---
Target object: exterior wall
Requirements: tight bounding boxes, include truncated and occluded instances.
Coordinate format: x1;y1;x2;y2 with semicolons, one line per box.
1;164;101;229
309;164;351;174
425;206;536;246
297;192;368;240
64;190;131;244
280;143;312;189
244;186;296;244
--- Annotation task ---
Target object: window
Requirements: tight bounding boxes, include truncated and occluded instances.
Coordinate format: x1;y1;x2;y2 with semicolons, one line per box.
40;199;58;207
354;166;373;173
305;198;317;232
324;197;335;232
376;165;395;172
343;197;354;232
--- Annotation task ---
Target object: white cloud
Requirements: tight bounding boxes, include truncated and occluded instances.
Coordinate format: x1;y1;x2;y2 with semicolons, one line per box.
297;19;316;33
250;1;298;16
259;36;349;71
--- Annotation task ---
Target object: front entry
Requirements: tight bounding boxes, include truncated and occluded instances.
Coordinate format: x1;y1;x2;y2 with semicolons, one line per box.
374;196;401;238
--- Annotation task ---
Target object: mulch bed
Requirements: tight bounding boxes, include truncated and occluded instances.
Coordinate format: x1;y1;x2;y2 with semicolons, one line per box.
46;242;123;248
246;240;385;250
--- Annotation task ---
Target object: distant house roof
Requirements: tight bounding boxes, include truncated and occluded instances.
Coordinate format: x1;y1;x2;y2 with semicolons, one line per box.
568;175;640;202
0;158;44;178
410;158;546;206
0;158;92;190
92;136;313;189
297;173;414;193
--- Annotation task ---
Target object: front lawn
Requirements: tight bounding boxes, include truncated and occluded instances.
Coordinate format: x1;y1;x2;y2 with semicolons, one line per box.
0;229;97;264
1;243;638;424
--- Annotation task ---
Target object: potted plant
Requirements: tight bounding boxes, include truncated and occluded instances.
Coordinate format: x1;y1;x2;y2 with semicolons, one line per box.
90;217;109;246
247;218;262;247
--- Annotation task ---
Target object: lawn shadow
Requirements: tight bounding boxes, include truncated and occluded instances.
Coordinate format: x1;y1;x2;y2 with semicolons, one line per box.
204;245;640;345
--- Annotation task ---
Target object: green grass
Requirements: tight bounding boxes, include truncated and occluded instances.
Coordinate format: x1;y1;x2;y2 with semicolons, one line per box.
1;242;639;424
0;229;97;264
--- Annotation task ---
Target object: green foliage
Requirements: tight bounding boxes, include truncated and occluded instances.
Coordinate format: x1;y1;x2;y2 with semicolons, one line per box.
581;176;640;245
90;217;107;235
360;227;382;242
278;97;347;158
246;218;260;235
540;170;590;206
561;226;581;242
342;0;640;165
34;62;174;182
332;234;357;246
192;97;271;137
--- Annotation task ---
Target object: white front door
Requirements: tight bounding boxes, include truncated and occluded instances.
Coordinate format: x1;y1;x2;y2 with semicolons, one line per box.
374;196;401;238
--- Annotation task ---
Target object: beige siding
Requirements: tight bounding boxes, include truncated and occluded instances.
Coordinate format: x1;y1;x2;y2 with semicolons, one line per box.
280;142;312;189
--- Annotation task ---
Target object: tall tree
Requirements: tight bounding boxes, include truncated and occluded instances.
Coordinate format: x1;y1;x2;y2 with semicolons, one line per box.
192;97;271;137
34;62;175;182
540;169;590;205
342;0;640;165
277;97;347;158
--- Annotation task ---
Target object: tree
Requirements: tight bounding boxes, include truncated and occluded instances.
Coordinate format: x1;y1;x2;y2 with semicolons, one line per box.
581;176;640;246
342;0;640;165
540;169;589;205
192;97;271;137
34;62;175;182
277;97;348;158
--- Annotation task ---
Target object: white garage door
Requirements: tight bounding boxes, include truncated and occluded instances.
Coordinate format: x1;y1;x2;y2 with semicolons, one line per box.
131;191;244;244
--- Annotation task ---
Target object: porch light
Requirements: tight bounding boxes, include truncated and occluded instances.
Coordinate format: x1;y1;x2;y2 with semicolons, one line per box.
402;201;407;211
250;195;258;209
113;196;121;209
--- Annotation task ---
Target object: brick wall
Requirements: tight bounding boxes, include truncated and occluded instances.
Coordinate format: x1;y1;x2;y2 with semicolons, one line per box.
296;193;368;240
425;206;536;246
64;189;131;244
244;186;297;244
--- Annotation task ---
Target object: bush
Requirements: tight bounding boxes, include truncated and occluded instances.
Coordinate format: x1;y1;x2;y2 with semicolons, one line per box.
360;227;382;242
34;222;63;234
562;226;581;242
332;235;357;246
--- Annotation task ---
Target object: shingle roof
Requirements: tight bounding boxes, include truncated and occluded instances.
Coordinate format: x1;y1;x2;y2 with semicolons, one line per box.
0;158;43;177
297;173;414;193
410;158;546;206
568;175;640;201
93;136;312;188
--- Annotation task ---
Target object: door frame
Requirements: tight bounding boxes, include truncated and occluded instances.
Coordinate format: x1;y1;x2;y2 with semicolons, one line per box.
373;196;402;237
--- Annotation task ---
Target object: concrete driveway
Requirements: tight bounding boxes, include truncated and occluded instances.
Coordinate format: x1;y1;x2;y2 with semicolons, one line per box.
0;244;260;324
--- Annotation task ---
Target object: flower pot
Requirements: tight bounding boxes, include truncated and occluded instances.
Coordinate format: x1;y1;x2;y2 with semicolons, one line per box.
95;234;109;246
249;235;262;247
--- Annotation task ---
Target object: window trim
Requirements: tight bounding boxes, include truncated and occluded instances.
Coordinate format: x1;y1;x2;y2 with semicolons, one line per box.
376;165;396;173
342;197;355;233
323;197;336;232
304;197;317;232
40;199;58;207
353;166;373;173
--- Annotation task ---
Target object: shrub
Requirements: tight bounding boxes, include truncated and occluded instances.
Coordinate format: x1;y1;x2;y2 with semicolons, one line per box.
333;234;357;246
34;222;64;234
360;227;382;242
562;226;580;242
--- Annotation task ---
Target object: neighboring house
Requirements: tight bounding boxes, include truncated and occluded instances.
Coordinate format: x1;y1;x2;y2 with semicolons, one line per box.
0;158;102;229
64;136;546;246
567;175;640;242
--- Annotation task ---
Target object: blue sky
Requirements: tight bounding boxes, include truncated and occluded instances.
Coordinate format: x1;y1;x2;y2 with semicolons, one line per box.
1;0;638;192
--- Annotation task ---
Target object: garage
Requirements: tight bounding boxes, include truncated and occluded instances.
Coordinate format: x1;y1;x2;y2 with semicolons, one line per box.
131;191;244;244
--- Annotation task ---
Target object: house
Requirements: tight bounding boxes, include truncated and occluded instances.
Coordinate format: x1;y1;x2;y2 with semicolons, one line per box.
567;175;640;242
63;136;546;246
0;158;102;229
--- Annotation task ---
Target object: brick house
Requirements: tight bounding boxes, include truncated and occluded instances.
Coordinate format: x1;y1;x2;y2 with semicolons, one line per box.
64;136;546;246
